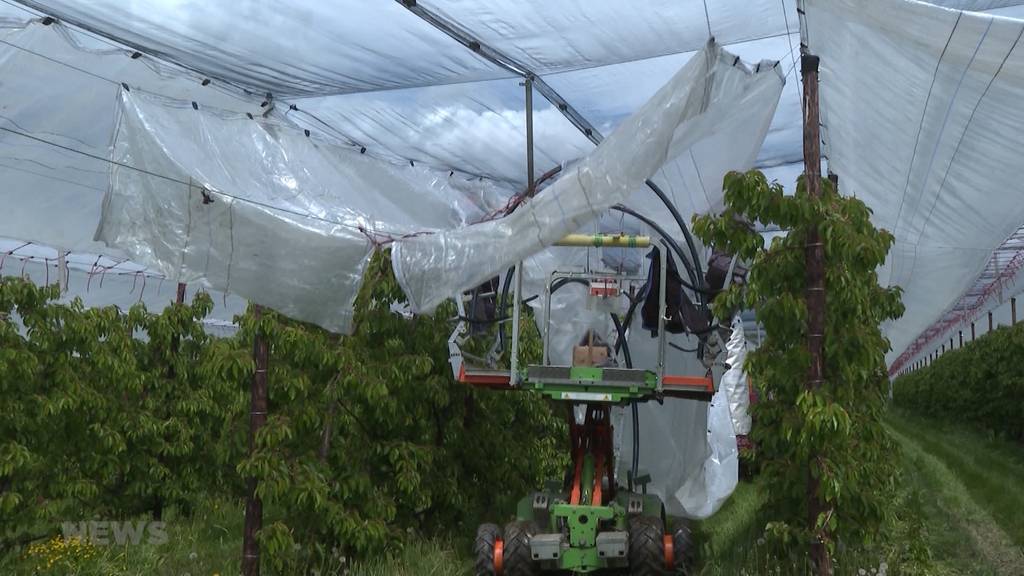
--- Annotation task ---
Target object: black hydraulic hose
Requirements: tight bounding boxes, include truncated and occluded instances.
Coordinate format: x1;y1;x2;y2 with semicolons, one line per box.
611;312;640;483
497;267;514;350
505;166;703;290
611;205;703;294
614;297;643;355
551;277;591;293
611;205;716;302
645;180;705;293
610;313;632;368
468;286;480;326
669;342;699;353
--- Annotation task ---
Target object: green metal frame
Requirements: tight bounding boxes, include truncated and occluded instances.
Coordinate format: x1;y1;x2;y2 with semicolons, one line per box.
520;366;659;403
513;444;666;573
551;503;618;571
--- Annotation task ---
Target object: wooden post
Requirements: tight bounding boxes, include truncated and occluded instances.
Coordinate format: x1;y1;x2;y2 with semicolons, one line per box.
971;322;976;340
959;330;963;347
242;304;269;576
950;336;954;350
176;282;187;304
989;311;994;332
801;52;831;576
1012;297;1017;325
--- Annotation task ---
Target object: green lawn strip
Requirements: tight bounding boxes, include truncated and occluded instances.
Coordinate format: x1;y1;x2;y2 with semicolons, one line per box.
888;412;1024;549
1;496;244;576
886;419;1024;576
350;539;472;576
892;427;1000;576
693;480;769;574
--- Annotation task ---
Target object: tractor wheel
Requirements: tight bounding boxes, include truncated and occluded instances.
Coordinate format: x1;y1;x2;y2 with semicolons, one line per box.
670;520;694;574
628;515;669;576
474;523;502;576
502;521;539;576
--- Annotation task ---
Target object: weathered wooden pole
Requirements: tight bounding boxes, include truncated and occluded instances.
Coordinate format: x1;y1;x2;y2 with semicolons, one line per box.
971;322;976;340
801;52;832;576
959;330;963;347
1012;297;1017;325
242;304;269;576
989;311;994;332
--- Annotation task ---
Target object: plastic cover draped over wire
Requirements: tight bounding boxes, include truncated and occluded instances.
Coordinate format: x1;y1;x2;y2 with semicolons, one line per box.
802;0;1024;363
392;41;784;315
97;90;510;333
97;40;783;333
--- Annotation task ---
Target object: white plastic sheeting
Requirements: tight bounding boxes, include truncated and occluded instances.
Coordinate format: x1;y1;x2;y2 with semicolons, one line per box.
614;313;738;519
675;384;740;519
802;0;1024;362
97;90;509;333
393;41;784;314
13;0;799;96
0;19;263;255
722;314;752;436
0;0;1023;370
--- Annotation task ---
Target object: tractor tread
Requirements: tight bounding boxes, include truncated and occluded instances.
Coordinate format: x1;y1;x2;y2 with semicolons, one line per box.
474;523;501;576
672;521;694;575
628;515;668;576
503;521;539;576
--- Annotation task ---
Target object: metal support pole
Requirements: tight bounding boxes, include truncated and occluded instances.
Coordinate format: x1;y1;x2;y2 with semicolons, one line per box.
971;322;976;341
989;311;994;332
959;331;963;348
801;52;832;576
1013;297;1017;325
656;242;668;390
950;337;954;351
57;250;69;294
243;304;269;576
510;262;523;385
525;76;536;197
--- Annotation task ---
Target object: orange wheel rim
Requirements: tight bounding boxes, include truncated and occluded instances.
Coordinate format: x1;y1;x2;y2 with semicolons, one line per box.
494;538;504;575
663;533;675;570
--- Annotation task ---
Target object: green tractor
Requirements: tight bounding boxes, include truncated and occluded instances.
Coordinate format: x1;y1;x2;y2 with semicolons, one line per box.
450;234;719;575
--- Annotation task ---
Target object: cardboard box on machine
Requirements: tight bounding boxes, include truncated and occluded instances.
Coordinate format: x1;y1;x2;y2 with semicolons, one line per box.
572;345;608;367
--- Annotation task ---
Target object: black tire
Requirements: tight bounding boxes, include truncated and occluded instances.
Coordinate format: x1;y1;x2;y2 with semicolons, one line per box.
671;520;694;575
628;515;668;576
474;523;501;576
503;521;539;576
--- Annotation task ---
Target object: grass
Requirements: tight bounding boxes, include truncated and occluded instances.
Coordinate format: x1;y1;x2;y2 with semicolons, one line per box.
3;410;1021;575
886;411;1024;576
2;497;245;576
350;541;470;576
887;410;1024;550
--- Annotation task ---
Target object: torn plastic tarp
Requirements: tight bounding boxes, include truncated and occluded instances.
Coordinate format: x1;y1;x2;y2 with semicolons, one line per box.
722;314;751;436
613;308;735;519
97;90;510;333
392;40;784;314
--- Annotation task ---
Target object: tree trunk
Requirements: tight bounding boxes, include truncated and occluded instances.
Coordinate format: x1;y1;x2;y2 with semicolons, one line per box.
242;305;269;576
802;52;832;576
